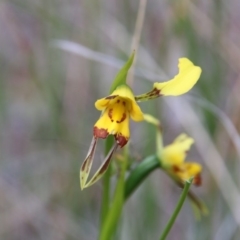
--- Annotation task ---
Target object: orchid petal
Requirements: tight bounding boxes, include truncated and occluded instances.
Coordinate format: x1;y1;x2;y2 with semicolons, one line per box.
135;58;201;101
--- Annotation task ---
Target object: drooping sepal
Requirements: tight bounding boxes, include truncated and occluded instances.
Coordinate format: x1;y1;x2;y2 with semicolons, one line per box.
83;142;118;189
109;52;135;93
135;58;202;102
80;137;98;190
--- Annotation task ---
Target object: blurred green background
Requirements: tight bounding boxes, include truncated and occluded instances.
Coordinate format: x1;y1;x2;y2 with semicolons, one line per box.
1;0;240;239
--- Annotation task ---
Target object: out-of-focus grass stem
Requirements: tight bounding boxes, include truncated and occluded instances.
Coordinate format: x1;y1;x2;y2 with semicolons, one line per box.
127;0;148;86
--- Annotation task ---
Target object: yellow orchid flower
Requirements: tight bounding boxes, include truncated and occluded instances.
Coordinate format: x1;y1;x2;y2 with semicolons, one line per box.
143;114;207;217
80;57;202;189
143;114;202;185
80;85;144;189
161;134;202;186
94;84;144;147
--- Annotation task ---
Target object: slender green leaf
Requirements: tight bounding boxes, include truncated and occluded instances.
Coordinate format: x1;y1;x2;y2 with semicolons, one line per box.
124;155;160;200
109;51;135;93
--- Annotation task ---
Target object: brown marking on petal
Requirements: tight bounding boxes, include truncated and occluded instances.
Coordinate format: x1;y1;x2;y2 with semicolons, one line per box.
105;95;117;100
93;126;109;139
81;137;98;171
147;88;161;97
134;88;162;101
122;101;126;106
117;100;120;103
193;174;202;186
172;165;181;173
116;113;126;123
108;108;113;121
115;134;128;147
99;153;114;174
81;159;88;171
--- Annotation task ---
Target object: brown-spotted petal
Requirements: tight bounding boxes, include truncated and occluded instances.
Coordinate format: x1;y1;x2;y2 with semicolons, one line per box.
80;137;98;190
83;142;118;188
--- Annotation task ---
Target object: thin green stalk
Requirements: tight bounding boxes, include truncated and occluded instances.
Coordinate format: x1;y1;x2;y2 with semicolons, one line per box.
159;178;193;240
100;136;114;227
99;154;127;240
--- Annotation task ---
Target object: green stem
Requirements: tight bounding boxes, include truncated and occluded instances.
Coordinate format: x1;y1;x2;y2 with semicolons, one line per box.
99;155;127;240
159;178;193;240
100;136;114;228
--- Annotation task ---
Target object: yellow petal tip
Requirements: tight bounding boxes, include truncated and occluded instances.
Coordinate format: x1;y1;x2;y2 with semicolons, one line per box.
154;58;202;96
